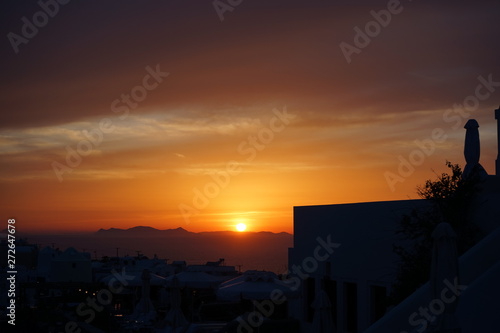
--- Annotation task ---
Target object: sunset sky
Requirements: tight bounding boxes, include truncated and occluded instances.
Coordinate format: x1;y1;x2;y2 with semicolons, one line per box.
1;0;499;234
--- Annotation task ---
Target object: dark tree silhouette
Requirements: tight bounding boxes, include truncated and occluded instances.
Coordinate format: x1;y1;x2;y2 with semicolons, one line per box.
390;161;482;305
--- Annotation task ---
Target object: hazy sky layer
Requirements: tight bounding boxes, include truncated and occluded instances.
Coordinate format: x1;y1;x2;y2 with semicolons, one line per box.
1;0;499;233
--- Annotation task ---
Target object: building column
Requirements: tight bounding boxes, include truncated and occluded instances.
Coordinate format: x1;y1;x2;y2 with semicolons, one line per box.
496;107;500;176
337;279;344;332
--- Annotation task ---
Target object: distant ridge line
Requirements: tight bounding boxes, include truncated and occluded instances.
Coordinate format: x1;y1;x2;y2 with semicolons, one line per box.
94;226;290;236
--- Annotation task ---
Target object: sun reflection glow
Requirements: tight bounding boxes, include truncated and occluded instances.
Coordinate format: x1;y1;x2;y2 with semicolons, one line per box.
236;223;247;232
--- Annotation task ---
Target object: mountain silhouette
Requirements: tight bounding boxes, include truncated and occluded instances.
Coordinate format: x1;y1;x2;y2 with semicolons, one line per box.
20;226;292;272
95;226;191;236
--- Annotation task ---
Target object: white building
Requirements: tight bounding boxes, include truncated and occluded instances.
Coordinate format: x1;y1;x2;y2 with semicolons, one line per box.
37;246;60;280
48;247;92;283
288;199;431;332
288;108;500;333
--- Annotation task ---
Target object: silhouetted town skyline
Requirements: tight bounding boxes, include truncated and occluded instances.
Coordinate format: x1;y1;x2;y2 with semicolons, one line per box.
2;1;500;332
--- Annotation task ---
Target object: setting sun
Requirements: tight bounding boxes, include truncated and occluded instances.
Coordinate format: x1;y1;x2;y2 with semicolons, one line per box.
236;223;247;232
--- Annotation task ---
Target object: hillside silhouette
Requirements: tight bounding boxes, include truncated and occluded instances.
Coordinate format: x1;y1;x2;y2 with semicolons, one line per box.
20;227;293;272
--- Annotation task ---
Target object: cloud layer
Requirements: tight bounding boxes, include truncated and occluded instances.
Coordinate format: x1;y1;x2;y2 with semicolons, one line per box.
1;0;499;232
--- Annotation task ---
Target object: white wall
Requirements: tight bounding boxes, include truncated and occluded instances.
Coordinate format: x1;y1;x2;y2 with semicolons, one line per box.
289;199;430;333
289;176;500;333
